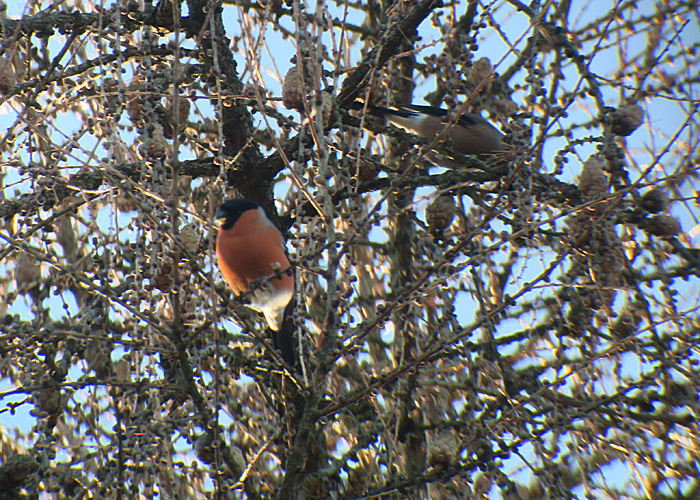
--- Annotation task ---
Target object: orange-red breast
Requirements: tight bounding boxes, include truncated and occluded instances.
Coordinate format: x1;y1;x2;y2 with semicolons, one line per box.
215;199;294;337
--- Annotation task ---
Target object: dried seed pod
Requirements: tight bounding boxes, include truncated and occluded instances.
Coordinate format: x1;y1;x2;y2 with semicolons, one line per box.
578;156;607;198
57;214;78;261
85;339;112;380
611;104;643;136
152;0;181;29
428;430;457;467
0;57;17;95
242;82;267;102
153;261;174;292
126;78;145;126
469;57;492;90
493;97;518;117
426;195;456;233
163;96;190;139
356;154;380;182
645;214;681;238
195;433;217;465
113;359;131;382
230;445;246;472
257;0;283;12
640;187;668;214
319;91;333;126
282;65;305;110
143;124;167;159
115;190;138;212
56;467;86;497
0;454;39;486
346;465;370;495
14;252;41;291
473;473;493;496
179;223;200;253
35;386;61;413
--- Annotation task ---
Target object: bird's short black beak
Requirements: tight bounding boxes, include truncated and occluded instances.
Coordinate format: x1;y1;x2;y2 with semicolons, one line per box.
214;208;227;226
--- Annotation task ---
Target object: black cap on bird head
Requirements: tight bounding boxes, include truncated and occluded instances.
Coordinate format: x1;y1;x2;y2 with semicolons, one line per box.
215;199;260;230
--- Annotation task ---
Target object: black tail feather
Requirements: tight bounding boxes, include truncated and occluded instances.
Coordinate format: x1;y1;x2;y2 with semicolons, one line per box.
348;100;390;119
270;301;296;366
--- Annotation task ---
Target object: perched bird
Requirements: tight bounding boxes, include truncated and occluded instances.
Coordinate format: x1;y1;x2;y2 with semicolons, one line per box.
215;199;295;363
353;102;505;159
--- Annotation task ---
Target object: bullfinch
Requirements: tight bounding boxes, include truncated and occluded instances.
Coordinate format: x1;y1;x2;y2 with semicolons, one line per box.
354;102;505;159
215;199;295;362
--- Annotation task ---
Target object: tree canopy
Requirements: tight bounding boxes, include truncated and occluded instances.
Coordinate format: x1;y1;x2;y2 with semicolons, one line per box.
0;0;698;498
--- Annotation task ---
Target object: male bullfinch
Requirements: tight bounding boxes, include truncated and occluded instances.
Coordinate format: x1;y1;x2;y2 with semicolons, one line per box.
215;199;295;361
355;103;505;159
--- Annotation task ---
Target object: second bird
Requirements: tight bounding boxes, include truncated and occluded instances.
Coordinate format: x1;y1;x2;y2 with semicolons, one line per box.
356;103;505;159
